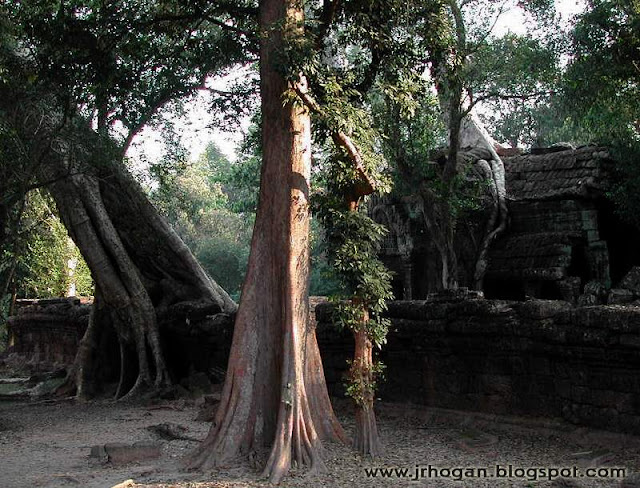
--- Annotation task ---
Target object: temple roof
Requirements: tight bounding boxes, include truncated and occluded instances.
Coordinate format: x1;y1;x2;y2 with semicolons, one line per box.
504;146;612;201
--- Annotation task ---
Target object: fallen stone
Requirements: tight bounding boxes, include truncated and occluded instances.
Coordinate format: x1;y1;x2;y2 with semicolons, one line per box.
89;444;109;464
49;474;81;485
579;281;608;307
608;289;635;305
454;427;498;453
111;480;135;488
147;422;198;442
195;393;221;422
90;441;161;464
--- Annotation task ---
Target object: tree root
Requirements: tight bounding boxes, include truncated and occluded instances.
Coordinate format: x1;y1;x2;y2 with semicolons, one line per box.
354;405;381;457
262;395;324;484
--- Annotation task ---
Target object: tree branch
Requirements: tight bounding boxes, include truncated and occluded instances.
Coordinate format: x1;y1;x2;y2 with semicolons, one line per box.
466;0;510;53
203;15;255;39
354;48;382;98
466;89;555;114
293;81;375;196
314;0;341;49
447;0;466;51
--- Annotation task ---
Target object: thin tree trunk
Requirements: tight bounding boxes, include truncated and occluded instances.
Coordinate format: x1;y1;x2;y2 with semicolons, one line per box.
350;321;381;456
416;191;459;290
343;198;382;457
185;0;344;481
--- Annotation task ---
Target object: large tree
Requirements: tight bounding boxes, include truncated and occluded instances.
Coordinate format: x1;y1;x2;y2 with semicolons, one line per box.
186;0;344;482
0;1;250;397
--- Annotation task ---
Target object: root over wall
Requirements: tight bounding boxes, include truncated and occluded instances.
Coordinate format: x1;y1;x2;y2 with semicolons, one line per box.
9;295;640;435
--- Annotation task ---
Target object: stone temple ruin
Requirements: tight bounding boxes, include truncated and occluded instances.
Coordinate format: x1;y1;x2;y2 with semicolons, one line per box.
4;145;640;437
6;298;91;370
372;145;640;303
486;146;640;303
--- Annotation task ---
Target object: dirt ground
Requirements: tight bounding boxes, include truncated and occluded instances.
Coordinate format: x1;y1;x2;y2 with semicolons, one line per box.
1;394;640;488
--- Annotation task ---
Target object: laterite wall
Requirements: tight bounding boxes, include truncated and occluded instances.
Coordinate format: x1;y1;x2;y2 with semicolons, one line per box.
316;296;640;434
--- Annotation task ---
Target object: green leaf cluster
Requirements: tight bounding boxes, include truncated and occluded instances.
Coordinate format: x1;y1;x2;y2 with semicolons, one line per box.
344;358;386;406
1;0;254;136
148;141;256;299
314;166;394;352
0;190;93;346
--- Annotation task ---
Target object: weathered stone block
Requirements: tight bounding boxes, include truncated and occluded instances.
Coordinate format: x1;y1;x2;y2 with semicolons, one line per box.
90;441;161;464
619;334;640;349
317;298;640;434
608;289;635;305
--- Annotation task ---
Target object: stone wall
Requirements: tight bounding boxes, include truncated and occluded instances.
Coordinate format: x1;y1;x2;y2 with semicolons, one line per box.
6;298;91;367
8;293;640;436
316;295;640;435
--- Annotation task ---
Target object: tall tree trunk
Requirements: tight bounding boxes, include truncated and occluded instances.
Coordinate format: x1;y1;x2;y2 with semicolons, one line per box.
185;0;344;482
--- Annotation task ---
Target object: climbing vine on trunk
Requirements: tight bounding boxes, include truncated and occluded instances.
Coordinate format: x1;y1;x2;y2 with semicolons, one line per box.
314;153;394;457
284;21;396;454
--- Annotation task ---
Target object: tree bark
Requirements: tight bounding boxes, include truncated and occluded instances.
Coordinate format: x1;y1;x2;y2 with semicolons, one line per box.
185;0;344;481
350;319;381;457
464;115;508;290
340;195;382;456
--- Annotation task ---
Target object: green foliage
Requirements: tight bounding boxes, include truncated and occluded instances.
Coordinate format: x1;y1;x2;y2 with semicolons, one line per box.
375;93;487;221
470;31;562;146
374;92;445;183
0;190;93;351
309;219;342;297
219;153;262;214
607;144;640;228
481;1;638;150
562;0;640;143
148;131;341;300
344;358;386;406
149;141;255;299
315;159;394;403
320;206;393;315
280;0;413;404
501;1;640;224
11;191;93;299
1;0;254;137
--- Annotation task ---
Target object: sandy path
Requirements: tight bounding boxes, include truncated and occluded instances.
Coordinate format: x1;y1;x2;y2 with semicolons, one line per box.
1;398;639;488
